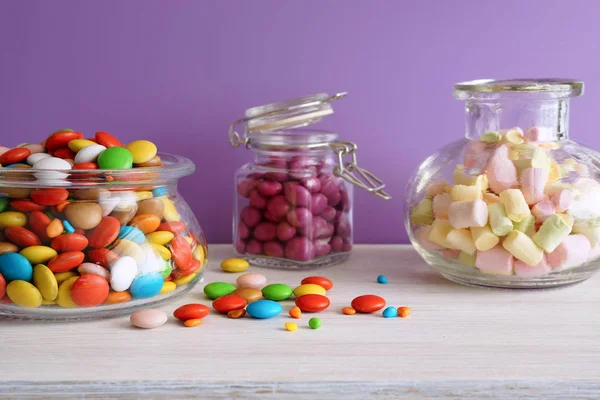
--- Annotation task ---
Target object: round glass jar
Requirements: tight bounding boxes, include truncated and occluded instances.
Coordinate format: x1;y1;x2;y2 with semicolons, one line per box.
0;153;207;319
406;79;600;289
230;93;390;269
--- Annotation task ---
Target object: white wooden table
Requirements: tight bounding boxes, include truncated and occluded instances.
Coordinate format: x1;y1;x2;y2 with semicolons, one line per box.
1;245;599;399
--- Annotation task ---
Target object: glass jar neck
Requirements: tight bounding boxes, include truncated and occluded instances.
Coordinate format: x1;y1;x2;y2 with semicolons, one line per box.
464;97;570;142
252;148;334;165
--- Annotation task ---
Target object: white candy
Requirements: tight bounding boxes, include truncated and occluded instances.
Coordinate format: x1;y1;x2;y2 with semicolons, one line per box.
74;144;106;164
33;156;72;184
78;263;111;280
138;244;166;274
109;256;138;291
27;153;51;166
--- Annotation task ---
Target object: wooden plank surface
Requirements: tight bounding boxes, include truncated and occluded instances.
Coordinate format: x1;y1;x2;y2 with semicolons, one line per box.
1;244;599;398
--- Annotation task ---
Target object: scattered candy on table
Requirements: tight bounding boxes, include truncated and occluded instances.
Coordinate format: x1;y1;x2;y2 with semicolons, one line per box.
289;306;302;319
308;317;322;329
397;306;411;318
382;306;398;318
342;307;356;315
220;258;249;273
285;322;298;332
130;309;168;329
376;275;388;284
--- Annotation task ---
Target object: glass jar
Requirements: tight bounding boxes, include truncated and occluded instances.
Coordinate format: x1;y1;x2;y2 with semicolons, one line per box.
406;79;600;289
0;153;207;319
229;93;390;269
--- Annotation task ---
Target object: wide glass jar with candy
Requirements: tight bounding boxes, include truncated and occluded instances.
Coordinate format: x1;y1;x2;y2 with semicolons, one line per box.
229;93;390;269
406;79;600;288
0;130;207;319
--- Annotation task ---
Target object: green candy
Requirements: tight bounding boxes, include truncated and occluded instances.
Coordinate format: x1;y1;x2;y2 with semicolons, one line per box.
308;317;322;329
0;198;9;213
161;260;173;279
203;282;236;299
97;147;133;169
261;283;293;301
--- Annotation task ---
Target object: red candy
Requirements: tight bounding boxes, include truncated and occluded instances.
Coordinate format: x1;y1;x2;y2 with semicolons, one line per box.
212;295;247;313
5;226;41;248
45;131;83;151
0;148;31;165
173;303;210;321
171;258;200;279
157;221;187;235
72;162;98;170
87;216;120;248
301;276;333;290
70;274;109;307
54;147;76;160
51;234;89;252
295;294;330;312
10;199;46;213
170;236;192;269
28;211;51;242
351;295;386;313
95;131;122;148
30;188;69;206
87;248;119;268
0;273;6;299
48;251;85;273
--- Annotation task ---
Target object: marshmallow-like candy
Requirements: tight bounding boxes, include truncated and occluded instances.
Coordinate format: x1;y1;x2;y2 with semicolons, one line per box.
480;131;501;143
426;179;451;197
551;190;573;213
450;185;482;202
432;193;452;219
471;225;500;251
547;234;591;270
520;167;549;205
475;245;514;275
499;189;531;222
446;229;476;255
572;220;600;247
464;140;489;169
513;214;535;236
502;230;544;267
512;146;551;173
428;219;455;249
502;127;524;145
589;245;600;261
411;198;434;226
487;203;513;236
531;199;555;222
441;249;460;259
457;251;476;267
514;256;552;277
414;226;443;251
524;126;553;142
547;162;562;182
482;192;502;204
486;145;519;194
544;182;572;197
532;214;572;253
447;199;488;229
556;212;574;228
452;166;488;191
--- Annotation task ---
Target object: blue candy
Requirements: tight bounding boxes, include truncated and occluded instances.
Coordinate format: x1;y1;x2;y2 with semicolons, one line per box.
377;275;388;284
62;220;75;233
382;306;398;318
152;187;167;197
118;226;146;244
129;272;164;298
0;253;33;282
246;300;282;319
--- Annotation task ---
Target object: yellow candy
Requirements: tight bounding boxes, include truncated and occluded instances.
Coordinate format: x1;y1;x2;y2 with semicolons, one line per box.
457;251;476;267
6;280;43;308
161;197;181;222
67;139;96;152
425;179;451;197
183;236;194;245
112;239;145;265
0;211;27;229
513;215;535;236
482;192;502;204
126;140;158;164
150;243;171;260
220;258;250;273
428;219;456;249
452;167;488;192
20;246;57;265
487;203;513;236
293;283;327;297
54;271;78;285
32;264;58;301
285;322;298;332
56;276;79;308
193;245;205;264
411;198;434;226
503;230;544;267
480;131;502;143
159;281;177;294
450;185;482;202
42;299;57;305
173;273;197;286
502;128;524;145
548;162;562;182
513;146;551;173
470;225;500;252
446;229;476;255
146;231;175;245
134;191;153;201
499;189;531;223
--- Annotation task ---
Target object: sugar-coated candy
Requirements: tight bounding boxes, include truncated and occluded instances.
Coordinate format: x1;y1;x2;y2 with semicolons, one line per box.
487;203;513;237
486;145;518;193
448;199;488;229
446;229;476;255
532;214;572;253
514;257;552;277
547;234;591;269
502;230;544;267
470;225;499;252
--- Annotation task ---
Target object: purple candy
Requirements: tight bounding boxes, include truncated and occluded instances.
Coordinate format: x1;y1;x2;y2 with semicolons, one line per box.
285;237;316;262
301;177;322;193
241;206;262;227
276;220;296;241
266;195;291;218
238;221;250;240
310;193;328;215
327;190;341;207
246;239;263;255
263;211;282;222
320;173;341;197
287;207;313;228
257;180;283;197
259;156;287;169
253;221;277;242
320;206;337;222
249;190;268;209
329;236;343;252
290;155;319;169
312;216;335;239
265;172;288;182
284;182;311;207
237;178;256;198
235;240;247;254
264;241;285;258
314;240;332;257
289;166;317;180
342;242;352;252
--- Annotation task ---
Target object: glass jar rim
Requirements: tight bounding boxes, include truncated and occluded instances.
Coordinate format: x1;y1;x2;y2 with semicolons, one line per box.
0;152;195;188
248;128;339;150
453;78;584;99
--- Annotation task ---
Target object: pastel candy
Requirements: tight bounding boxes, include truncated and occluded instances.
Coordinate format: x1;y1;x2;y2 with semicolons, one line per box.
514;256;552;277
464;140;490;169
524;126;553;142
502;127;524;145
432;193;452;219
428;219;455;249
452;166;488;192
450;185;482;202
410;198;434;226
486;145;518;194
499;189;531;222
513;215;535;236
470;225;499;251
532;214;572;253
547;234;591;270
487;203;513;236
551;190;573;213
502;230;544;267
446;229;476;255
572;220;600;247
448;199;488;229
480;131;501;143
482;192;502;204
475;245;513;275
426;180;451;197
441;249;460;259
513;146;551;173
457;251;476;267
531;199;555;222
414;226;443;251
589;245;600;261
520;167;549;205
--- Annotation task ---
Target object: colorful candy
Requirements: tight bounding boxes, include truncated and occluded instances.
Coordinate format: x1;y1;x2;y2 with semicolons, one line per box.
246;299;282;319
203;282;236;299
376;275;388;284
300;276;333;290
382;306;398;318
212;295;247;313
130;309;168;329
308;317;322;329
236;272;267;289
351;295;386;313
173;303;210;321
220;258;250;273
231;287;262;303
295;294;330;312
261;283;293;301
285;322;298;331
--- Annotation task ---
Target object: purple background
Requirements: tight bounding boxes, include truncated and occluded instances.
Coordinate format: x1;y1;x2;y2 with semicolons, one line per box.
0;0;598;244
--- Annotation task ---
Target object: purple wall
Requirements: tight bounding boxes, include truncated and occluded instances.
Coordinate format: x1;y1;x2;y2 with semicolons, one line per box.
0;0;598;244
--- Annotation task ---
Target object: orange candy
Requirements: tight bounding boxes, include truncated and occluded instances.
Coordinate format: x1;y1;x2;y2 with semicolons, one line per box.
171;258;200;279
87;216;120;248
54;147;76;160
5;226;41;248
183;318;203;327
87;248;119;268
397;306;411;318
0;148;30;165
45;130;84;151
0;273;5;299
95;131;121;148
170;236;192;269
70;274;109;307
227;309;246;319
295;294;330;313
51;234;89;252
300;276;333;291
130;214;161;234
55;200;70;213
157;221;187;235
289;306;302;319
48;251;85;273
173;303;210;321
29;211;51;242
342;307;356;315
104;291;131;305
212;295;247;313
46;219;64;238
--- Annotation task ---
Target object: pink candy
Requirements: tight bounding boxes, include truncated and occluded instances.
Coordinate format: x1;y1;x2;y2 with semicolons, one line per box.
547;234;591;270
531;199;555;222
448;199;488;229
551;190;573;213
486;145;518;194
514;257;552;277
520;167;548;205
432;193;452;219
475;246;513;275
